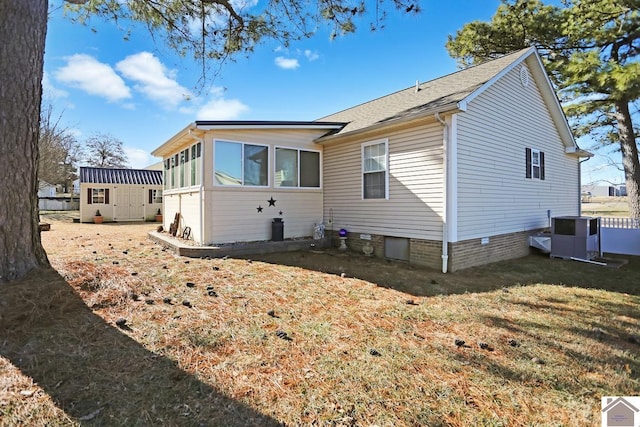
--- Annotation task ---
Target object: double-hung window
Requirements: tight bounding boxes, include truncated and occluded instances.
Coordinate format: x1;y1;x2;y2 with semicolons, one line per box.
275;147;320;188
87;188;109;204
526;147;545;180
149;189;163;204
214;140;268;186
362;139;388;199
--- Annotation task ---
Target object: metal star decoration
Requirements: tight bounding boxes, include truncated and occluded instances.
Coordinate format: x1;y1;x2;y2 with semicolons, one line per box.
267;197;277;207
256;205;263;213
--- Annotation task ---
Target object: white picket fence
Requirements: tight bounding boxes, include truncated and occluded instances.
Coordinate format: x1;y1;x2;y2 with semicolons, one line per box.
600;217;640;255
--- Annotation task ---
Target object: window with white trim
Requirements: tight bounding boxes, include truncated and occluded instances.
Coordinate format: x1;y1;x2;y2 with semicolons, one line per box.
149;189;163;204
526;147;545;180
170;154;177;189
275;147;320;188
163;159;170;190
214;140;268;186
179;149;188;187
191;142;201;186
362;139;388;199
91;188;107;204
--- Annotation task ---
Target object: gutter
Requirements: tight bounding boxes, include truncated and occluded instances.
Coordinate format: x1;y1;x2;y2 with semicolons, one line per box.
315;103;462;145
578;156;591;216
434;112;449;273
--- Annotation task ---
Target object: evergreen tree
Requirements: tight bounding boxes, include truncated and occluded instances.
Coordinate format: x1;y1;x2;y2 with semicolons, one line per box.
446;0;640;217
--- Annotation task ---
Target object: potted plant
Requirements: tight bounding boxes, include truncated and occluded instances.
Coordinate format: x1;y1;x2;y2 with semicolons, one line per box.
94;209;103;224
155;208;163;222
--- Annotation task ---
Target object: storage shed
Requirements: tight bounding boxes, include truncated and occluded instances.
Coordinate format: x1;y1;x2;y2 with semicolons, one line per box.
79;167;163;223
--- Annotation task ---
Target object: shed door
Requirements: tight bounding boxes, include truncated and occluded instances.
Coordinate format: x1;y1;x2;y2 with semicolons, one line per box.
129;187;145;220
114;187;130;221
113;187;145;221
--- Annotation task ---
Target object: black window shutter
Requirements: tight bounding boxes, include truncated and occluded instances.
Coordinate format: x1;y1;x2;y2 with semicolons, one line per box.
540;152;545;180
87;188;92;204
105;189;110;204
525;148;532;179
149;189;153;204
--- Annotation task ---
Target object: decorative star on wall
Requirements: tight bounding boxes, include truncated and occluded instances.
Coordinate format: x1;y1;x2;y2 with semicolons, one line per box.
256;205;263;213
267;197;277;207
279;211;283;216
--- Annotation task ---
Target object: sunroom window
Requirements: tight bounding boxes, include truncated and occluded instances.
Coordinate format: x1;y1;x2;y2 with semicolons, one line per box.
214;140;268;186
275;147;320;188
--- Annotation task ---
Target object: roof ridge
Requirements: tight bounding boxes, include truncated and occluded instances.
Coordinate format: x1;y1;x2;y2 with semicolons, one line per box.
316;47;533;121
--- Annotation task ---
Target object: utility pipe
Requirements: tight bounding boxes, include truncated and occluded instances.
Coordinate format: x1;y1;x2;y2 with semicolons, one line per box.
434;112;449;273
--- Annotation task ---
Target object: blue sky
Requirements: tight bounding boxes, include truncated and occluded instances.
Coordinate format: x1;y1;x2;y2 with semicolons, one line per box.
43;0;624;185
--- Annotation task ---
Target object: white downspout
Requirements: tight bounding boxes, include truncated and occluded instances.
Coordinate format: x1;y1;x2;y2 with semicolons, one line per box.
435;112;449;273
189;130;205;245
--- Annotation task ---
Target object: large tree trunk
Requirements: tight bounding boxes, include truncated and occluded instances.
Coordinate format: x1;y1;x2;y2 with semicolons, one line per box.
615;100;640;219
0;0;50;282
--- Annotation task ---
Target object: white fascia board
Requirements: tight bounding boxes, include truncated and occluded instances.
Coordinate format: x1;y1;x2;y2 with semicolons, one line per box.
565;146;593;157
315;103;462;144
526;53;579;150
460;47;535;108
151;122;197;157
195;124;344;131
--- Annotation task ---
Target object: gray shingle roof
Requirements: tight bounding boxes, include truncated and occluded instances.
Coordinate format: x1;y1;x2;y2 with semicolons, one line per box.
79;167;162;186
316;48;532;136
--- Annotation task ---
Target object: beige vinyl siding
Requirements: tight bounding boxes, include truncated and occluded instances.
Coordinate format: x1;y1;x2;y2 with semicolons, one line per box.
200;128;328;244
455;62;579;241
160;190;202;242
205;189;322;244
323;121;444;240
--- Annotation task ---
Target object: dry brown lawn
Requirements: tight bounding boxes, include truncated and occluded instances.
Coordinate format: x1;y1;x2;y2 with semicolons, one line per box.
1;213;639;426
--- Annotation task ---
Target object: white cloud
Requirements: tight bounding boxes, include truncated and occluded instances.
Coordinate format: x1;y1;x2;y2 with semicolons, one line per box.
275;56;300;70
124;147;155;169
196;95;249;120
304;49;319;61
116;52;191;109
42;71;69;99
55;54;131;102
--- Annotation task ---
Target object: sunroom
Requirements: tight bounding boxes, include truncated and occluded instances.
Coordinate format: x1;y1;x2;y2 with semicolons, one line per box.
152;121;345;245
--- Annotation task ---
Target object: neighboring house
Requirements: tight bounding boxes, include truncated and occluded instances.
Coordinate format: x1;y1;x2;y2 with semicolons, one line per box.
79;167;163;223
581;184;627;198
38;181;56;198
152;47;590;272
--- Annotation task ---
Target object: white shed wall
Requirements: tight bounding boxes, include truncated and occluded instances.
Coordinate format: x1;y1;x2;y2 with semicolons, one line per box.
322;121;445;240
455;63;580;241
79;183;163;223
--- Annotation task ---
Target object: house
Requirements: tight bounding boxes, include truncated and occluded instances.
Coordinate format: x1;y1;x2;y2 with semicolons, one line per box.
581;184;627;198
38;181;57;198
79;167;163;223
152;47;590;272
601;397;639;427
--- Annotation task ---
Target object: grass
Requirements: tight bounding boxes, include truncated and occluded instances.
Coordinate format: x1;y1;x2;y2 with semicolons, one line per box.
581;196;630;217
1;214;639;426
